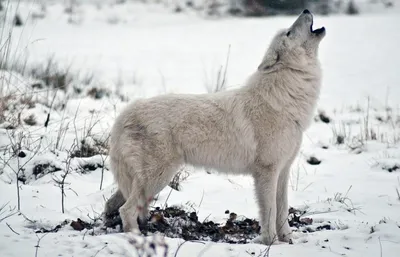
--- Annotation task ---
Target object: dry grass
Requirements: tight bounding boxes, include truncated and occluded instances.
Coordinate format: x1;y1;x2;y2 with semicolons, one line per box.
204;45;230;94
168;166;190;191
330;95;400;154
0;202;17;223
326;186;361;214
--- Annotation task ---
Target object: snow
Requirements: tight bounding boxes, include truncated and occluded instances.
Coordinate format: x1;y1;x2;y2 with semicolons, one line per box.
1;1;400;256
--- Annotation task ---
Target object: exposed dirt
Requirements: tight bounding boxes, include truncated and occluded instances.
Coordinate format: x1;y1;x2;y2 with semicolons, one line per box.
100;206;334;244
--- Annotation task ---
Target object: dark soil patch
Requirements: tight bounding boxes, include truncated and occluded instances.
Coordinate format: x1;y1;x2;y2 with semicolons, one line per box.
17;175;27;184
307;156;321;165
318;112;331;124
33;163;62;179
18;151;26;158
14;14;23;26
70;218;95;231
336;135;345;145
103;206;334;244
23;114;37;126
142;207;260;243
29;219;95;234
288;207;334;233
383;165;399;173
35;220;69;233
80;163;103;174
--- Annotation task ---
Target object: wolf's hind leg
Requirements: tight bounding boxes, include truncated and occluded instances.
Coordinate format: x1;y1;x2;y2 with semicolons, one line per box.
103;189;126;227
119;181;144;233
137;159;182;228
104;190;125;216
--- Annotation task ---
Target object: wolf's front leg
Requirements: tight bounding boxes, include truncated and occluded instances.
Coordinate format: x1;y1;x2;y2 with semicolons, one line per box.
276;145;301;242
276;163;292;242
251;166;279;245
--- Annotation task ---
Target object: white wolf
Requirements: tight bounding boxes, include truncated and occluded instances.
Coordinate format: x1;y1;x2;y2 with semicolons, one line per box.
104;9;325;245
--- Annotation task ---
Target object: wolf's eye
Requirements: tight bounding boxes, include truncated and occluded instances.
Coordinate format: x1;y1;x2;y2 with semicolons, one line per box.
286;31;291;37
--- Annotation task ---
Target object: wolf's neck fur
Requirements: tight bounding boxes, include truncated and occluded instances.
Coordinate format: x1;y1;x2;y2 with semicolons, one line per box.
246;60;322;130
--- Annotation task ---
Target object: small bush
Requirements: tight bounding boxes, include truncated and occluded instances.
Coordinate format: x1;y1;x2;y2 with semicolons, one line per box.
28;57;72;91
336;135;345;145
87;87;110;99
0;96;12;124
71;137;108;158
346;0;359;15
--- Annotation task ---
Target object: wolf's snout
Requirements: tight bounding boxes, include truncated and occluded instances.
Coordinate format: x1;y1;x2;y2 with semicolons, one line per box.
296;9;313;26
298;9;326;37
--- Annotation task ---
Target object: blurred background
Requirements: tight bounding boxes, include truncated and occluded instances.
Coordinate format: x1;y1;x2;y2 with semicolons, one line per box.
1;0;399;107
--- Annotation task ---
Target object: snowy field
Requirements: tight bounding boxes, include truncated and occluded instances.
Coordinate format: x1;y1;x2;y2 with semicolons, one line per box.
1;1;400;256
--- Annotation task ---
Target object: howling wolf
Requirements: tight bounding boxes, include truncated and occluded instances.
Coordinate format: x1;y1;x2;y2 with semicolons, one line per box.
104;9;325;245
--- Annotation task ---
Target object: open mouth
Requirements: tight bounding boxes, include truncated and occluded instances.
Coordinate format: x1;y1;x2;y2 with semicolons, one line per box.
310;19;325;35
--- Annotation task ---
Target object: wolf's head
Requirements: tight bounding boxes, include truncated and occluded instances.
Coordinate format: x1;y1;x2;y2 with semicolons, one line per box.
259;9;326;71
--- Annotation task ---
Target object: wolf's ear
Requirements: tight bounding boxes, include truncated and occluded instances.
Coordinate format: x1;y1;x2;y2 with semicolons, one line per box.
258;50;280;71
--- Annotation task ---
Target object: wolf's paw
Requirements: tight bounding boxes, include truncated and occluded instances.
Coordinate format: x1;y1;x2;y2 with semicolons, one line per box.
120;215;139;233
122;222;139;233
103;212;122;228
278;233;292;243
277;227;293;243
250;235;281;245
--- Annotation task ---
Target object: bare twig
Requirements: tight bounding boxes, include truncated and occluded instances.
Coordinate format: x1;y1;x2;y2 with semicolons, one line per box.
34;233;48;257
0;202;17;223
98;135;110;190
197;242;214;257
6;222;20;235
196;190;205;216
92;245;107;257
163;187;174;209
0;130;43;211
20;212;35;224
173;240;188;257
53;141;76;213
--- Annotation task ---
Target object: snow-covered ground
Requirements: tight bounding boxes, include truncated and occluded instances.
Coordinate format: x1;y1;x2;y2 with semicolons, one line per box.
1;1;400;256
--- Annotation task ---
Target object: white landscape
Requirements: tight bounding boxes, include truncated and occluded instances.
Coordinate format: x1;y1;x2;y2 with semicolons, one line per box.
1;1;400;256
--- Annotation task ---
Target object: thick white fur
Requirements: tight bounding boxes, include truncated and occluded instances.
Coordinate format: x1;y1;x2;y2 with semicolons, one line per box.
104;11;325;245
